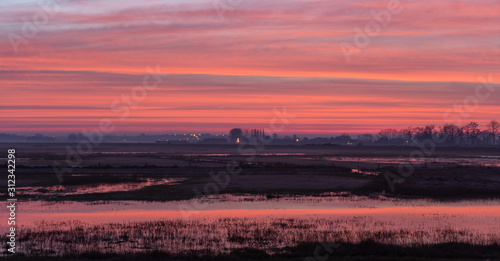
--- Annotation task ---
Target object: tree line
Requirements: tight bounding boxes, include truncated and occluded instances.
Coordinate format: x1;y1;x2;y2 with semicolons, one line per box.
372;120;499;146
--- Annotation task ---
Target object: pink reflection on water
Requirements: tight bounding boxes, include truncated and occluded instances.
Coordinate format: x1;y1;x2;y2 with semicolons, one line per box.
17;178;182;196
2;196;500;255
3;197;500;231
351;169;381;175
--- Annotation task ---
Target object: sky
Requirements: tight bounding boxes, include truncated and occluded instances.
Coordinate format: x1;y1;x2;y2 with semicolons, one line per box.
0;0;499;135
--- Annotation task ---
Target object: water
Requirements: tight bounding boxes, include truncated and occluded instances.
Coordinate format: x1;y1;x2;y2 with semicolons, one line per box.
325;156;500;167
351;169;381;175
2;195;499;255
16;178;183;197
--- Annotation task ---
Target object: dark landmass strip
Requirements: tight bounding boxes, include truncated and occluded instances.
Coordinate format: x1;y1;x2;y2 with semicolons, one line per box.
0;143;499;201
2;242;500;260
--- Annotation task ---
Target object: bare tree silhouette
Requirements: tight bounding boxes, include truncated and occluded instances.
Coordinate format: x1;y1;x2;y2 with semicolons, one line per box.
487;120;499;146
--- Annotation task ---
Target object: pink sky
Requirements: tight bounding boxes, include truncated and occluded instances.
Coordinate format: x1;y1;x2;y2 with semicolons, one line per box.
0;0;499;135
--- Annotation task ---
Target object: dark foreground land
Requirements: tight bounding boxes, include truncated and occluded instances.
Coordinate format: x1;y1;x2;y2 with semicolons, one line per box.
1;143;499;200
2;242;500;260
1;143;499;260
